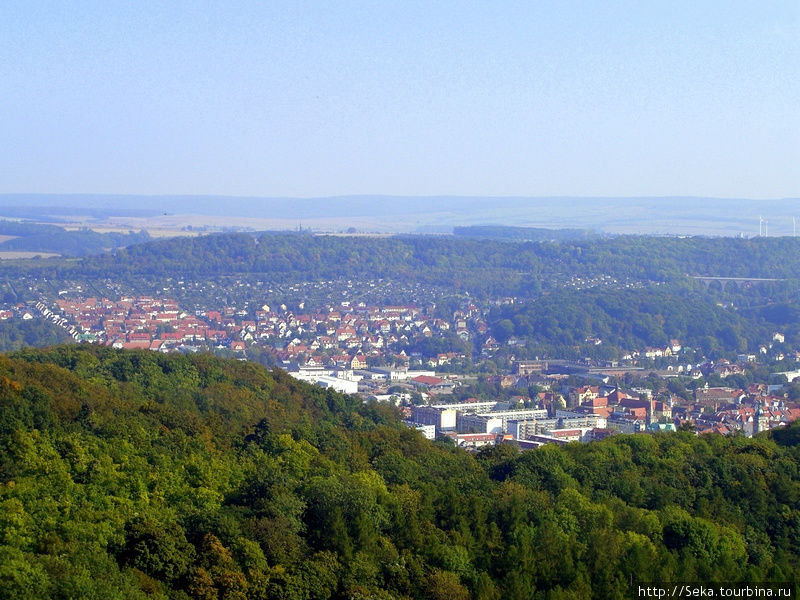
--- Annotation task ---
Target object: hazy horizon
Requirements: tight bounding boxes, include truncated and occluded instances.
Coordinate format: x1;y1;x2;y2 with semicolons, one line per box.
2;194;799;237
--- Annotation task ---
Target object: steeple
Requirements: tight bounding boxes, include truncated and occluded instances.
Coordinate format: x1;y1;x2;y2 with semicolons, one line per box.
753;400;768;436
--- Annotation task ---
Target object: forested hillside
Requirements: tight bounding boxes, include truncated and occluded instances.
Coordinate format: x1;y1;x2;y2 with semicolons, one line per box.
0;221;150;256
1;347;799;599
4;232;800;297
452;226;596;242
0;319;74;352
490;287;778;358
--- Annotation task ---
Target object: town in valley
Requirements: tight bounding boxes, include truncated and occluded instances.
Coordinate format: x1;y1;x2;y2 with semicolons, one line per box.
7;269;799;450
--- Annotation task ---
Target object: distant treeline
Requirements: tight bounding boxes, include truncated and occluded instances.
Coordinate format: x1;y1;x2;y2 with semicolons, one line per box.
0;319;74;352
0;221;150;256
0;206;160;221
453;225;597;241
3;231;800;295
489;286;797;360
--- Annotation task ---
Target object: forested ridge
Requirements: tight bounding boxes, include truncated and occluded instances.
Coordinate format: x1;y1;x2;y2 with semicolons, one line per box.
490;286;787;359
4;232;800;297
4;232;800;361
1;346;799;599
0;221;150;256
452;226;596;242
0;319;74;353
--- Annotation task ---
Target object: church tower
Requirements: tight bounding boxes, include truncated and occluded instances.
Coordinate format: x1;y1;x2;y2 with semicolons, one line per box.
753;400;768;435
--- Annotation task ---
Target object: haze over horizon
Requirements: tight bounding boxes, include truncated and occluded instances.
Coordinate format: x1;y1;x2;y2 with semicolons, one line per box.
2;2;798;199
2;193;800;237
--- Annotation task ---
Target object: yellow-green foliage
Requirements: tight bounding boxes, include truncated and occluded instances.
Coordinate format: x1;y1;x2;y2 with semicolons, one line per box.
0;346;799;599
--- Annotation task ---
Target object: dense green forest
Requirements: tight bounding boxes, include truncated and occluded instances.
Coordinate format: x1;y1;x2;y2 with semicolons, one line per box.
0;221;150;256
452;226;596;242
3;232;800;298
1;346;799;599
490;286;797;359
0;319;74;352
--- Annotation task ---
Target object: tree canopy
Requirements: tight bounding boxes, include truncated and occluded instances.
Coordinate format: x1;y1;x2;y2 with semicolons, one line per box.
0;346;799;598
4;232;800;300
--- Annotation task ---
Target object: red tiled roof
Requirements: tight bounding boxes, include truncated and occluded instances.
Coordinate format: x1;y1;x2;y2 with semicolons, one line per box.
411;375;445;386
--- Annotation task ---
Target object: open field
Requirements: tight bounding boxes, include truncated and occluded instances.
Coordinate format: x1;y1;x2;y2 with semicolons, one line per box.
62;223;200;238
0;251;61;259
69;214;411;235
3;195;800;237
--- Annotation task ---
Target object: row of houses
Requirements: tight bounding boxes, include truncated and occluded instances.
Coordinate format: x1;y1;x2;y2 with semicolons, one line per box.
48;296;238;351
46;296;488;367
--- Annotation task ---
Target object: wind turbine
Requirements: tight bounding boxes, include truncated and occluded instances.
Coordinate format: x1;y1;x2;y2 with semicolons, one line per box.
759;216;764;237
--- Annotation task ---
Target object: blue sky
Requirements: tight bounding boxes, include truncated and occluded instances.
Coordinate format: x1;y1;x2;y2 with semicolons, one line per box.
1;1;798;198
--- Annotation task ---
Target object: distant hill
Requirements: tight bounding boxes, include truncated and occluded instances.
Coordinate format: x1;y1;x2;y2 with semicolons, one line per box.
0;205;160;223
490;286;772;359
3;231;800;299
0;318;74;351
0;221;150;257
3;194;799;235
453;225;597;241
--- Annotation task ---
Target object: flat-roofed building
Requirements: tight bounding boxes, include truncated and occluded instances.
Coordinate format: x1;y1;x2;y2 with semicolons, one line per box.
515;360;548;375
289;372;360;394
404;421;436;440
473;408;548;431
411;405;458;432
507;418;558;440
456;413;504;434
